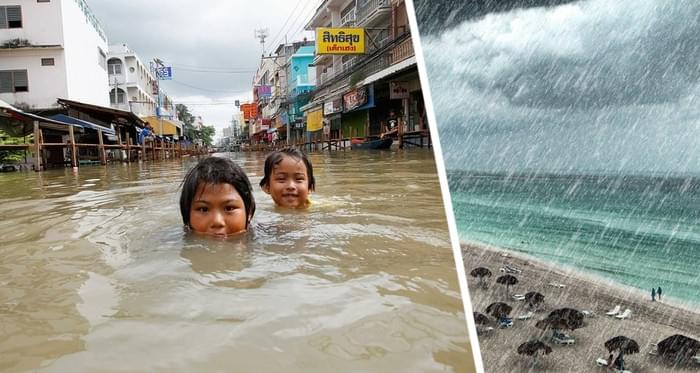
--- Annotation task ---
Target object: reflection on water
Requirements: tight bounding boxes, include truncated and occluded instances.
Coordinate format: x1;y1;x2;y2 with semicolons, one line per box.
0;150;473;372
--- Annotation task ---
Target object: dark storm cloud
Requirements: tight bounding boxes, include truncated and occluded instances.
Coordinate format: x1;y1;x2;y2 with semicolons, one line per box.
89;0;306;99
414;0;580;34
421;0;700;173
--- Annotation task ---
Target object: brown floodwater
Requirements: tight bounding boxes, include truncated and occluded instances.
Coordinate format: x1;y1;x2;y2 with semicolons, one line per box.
0;150;474;372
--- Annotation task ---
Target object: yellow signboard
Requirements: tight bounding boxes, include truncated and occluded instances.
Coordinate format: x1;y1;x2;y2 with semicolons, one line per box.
306;109;323;132
316;27;365;55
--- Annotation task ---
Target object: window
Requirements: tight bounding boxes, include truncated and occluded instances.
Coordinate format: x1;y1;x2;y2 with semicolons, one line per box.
0;70;28;93
41;58;55;66
109;88;125;104
0;6;22;28
37;0;51;3
107;58;122;75
341;3;355;25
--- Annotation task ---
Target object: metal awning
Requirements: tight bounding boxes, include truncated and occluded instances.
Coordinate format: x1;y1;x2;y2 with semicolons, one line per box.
361;56;417;86
49;114;116;135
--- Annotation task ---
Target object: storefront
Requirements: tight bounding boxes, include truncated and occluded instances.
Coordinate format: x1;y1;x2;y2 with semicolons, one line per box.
341;84;374;137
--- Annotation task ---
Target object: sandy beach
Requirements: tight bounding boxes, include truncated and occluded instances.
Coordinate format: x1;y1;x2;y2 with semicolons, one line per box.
463;241;700;373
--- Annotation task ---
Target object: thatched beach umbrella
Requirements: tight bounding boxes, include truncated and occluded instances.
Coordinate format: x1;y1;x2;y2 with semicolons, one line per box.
524;291;545;310
496;274;518;296
535;316;570;332
517;340;552;365
605;336;640;355
473;312;491;326
470;267;492;288
485;302;512;319
657;334;700;363
548;308;584;325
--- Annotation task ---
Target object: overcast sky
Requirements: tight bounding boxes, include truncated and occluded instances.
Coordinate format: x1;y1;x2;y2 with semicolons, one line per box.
89;0;318;139
420;0;700;174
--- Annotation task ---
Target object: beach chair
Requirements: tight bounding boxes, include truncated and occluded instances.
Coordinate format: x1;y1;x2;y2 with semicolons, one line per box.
498;318;514;328
512;293;526;301
606;305;621;316
615;309;632;319
476;326;494;336
595;358;608;367
551;331;575;345
582;310;597;318
516;311;534;320
500;265;522;274
548;282;566;288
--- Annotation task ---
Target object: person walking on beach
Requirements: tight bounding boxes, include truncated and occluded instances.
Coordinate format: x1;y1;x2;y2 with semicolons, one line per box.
657;286;662;301
651;287;656;301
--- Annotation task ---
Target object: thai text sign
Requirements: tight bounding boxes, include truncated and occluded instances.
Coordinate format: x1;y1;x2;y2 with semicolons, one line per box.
240;103;258;120
155;66;172;80
343;87;368;112
323;98;343;115
390;81;410;99
306;109;323;132
316;28;365;55
258;85;272;98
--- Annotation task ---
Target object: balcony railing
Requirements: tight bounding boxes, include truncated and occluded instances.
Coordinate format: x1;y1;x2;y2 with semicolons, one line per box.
340;8;355;26
391;36;414;64
356;0;390;25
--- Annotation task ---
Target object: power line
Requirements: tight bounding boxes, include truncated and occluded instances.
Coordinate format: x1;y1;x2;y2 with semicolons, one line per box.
287;1;318;43
171;62;257;70
172;66;257;74
266;0;305;48
170;79;250;94
267;0;317;49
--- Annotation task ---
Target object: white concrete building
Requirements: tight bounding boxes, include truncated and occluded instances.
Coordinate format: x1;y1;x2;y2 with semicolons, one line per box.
106;43;156;117
0;0;110;110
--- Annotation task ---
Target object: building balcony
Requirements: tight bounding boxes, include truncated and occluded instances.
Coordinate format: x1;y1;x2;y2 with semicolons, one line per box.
313;53;332;66
356;0;391;27
391;35;414;64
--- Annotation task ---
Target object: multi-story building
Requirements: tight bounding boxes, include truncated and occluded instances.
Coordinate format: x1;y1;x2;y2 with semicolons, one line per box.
251;40;315;145
287;45;316;143
303;0;422;141
0;0;110;110
106;43;156;117
106;44;181;137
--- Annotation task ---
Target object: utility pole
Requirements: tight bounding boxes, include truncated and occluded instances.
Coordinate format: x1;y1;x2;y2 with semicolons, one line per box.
151;58;165;137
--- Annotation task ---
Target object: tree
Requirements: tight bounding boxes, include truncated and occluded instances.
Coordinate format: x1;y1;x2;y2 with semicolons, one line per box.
199;125;215;146
176;104;197;140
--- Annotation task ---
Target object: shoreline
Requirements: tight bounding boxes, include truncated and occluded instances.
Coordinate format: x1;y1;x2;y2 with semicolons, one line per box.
460;239;700;315
461;241;700;372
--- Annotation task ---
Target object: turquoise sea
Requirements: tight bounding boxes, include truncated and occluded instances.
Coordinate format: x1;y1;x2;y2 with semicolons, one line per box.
448;171;700;305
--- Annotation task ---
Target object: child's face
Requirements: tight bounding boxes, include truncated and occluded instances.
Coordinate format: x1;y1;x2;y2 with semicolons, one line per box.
189;182;247;237
262;155;310;208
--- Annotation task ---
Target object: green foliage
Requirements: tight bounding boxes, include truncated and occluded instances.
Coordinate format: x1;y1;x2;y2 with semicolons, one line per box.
175;104;213;146
199;126;215;146
0;129;27;163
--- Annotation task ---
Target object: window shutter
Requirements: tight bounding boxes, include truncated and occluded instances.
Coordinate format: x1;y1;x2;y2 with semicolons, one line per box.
6;6;21;27
13;70;28;90
0;72;12;93
0;7;7;29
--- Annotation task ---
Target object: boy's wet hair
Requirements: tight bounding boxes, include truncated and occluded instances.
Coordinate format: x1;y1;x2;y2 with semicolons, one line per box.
259;147;315;191
180;157;256;227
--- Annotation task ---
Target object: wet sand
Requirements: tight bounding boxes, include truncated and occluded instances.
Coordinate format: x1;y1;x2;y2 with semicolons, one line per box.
463;242;700;372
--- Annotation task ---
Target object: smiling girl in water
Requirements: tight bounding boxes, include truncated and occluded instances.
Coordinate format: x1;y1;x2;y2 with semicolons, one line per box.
259;148;315;209
180;157;256;237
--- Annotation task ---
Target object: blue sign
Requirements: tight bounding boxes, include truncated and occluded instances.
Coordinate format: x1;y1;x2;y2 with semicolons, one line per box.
155;66;172;80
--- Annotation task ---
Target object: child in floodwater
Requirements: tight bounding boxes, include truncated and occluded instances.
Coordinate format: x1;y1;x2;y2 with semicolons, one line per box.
259;147;315;209
180;157;256;237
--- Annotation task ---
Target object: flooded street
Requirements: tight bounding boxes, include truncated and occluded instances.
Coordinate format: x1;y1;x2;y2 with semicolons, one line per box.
0;150;473;372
